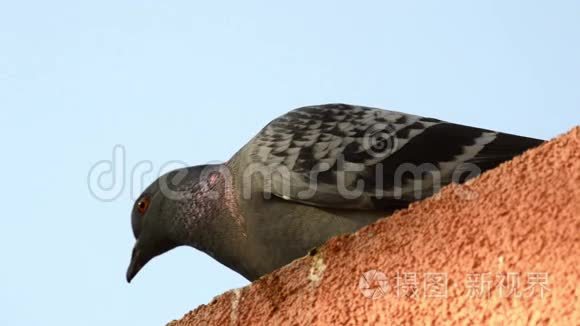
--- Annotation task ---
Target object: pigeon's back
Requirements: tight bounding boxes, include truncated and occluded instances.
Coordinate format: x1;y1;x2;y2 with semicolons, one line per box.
234;104;544;211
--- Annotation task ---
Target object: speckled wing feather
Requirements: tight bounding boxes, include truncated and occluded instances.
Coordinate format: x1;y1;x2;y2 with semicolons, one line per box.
244;104;543;210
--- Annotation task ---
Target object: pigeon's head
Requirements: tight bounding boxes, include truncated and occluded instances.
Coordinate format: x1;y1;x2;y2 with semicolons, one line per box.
126;165;217;283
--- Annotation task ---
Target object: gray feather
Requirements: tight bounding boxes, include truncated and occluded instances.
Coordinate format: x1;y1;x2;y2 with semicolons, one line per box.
241;103;543;210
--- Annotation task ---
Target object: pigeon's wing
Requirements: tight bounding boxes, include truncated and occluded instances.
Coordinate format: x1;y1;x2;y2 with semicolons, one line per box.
244;104;543;210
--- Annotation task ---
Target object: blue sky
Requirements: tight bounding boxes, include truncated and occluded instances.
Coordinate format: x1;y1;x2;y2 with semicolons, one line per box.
0;1;578;325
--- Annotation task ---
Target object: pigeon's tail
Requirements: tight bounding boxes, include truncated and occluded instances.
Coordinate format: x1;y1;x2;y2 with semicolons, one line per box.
372;128;545;208
463;131;544;173
369;131;545;210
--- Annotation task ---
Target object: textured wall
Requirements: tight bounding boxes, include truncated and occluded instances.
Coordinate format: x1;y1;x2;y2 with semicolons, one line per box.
171;128;579;325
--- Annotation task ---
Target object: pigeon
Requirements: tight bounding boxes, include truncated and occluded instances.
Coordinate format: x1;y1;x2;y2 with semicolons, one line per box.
126;104;543;282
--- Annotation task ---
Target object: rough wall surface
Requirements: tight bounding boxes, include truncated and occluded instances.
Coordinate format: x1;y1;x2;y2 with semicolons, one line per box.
171;128;579;325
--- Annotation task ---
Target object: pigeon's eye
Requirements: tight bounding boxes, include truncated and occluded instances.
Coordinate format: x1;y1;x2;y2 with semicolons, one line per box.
136;196;151;215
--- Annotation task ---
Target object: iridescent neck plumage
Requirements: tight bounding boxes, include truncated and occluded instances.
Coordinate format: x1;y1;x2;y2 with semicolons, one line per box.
171;165;247;266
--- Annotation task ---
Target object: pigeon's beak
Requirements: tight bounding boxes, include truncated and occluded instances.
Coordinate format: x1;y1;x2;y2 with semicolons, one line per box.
126;246;145;283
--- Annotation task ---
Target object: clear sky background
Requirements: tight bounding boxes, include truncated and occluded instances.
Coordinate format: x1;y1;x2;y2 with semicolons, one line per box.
1;1;578;325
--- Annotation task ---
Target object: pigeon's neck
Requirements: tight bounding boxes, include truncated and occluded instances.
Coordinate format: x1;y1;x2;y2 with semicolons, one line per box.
173;164;250;277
